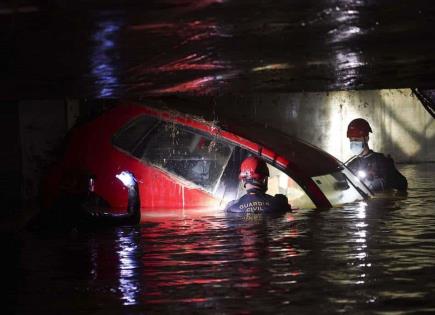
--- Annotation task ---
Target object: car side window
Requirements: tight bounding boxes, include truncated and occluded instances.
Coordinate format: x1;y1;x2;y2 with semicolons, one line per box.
267;162;316;209
112;115;158;154
141;122;234;192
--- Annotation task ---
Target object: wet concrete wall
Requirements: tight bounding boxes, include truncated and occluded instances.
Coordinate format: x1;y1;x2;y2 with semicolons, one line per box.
0;103;21;216
212;89;435;163
18;100;80;206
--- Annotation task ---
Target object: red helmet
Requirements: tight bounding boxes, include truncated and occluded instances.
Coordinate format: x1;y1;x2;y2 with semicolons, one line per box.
239;156;269;182
347;118;372;138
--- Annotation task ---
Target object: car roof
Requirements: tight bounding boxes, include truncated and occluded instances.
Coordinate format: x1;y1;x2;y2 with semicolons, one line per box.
114;98;343;178
221;119;343;177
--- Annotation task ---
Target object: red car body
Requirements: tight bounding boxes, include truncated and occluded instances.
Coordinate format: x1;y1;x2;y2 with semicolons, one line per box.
42;102;371;220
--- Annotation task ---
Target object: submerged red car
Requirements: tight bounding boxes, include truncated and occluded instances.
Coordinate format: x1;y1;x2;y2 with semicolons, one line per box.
42;101;372;220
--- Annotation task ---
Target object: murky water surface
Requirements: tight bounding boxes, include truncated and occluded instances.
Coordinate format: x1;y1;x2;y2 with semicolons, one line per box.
4;164;435;314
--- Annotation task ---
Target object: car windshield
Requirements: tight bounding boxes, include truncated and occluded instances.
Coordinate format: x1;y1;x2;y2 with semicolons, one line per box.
141;122;234;192
267;163;316;209
311;168;366;206
112;115;158;154
267;163;366;209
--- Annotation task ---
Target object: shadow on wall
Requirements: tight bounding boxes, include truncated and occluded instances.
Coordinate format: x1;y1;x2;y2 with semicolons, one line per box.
375;89;434;163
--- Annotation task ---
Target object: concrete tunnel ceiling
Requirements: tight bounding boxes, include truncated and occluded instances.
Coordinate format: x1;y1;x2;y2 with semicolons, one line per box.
2;0;435;99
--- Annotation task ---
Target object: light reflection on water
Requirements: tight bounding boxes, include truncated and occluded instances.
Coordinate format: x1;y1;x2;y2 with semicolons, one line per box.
127;17;235;96
91;18;123;97
7;164;435;313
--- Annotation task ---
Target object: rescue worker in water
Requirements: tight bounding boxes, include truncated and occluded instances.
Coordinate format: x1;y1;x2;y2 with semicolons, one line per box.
27;171;140;232
345;118;408;193
225;156;292;213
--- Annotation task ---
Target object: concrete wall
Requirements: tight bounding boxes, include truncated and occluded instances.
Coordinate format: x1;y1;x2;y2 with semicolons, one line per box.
212;89;435;163
0;102;22;215
18;99;80;206
19;100;68;204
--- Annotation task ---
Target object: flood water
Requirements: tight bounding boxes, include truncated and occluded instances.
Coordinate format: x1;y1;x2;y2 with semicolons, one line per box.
3;163;435;314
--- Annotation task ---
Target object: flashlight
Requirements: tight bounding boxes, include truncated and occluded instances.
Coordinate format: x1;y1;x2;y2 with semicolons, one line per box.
116;171;135;188
357;170;367;179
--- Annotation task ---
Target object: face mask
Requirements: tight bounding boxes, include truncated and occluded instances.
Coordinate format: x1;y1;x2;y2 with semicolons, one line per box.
350;141;364;155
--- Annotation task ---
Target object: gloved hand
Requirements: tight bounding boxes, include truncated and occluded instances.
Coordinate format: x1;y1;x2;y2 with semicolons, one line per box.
116;171;136;188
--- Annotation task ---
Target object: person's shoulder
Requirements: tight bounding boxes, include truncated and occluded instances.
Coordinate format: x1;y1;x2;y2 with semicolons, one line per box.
224;198;240;212
261;193;275;200
225;193;250;212
371;151;396;164
225;203;238;213
225;199;237;208
259;193;284;204
371;150;386;158
367;151;388;162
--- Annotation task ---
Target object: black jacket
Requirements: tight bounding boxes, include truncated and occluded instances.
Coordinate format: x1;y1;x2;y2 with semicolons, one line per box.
346;150;408;192
225;188;292;214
